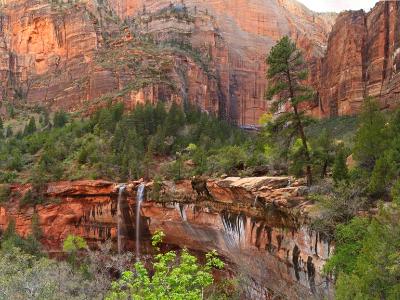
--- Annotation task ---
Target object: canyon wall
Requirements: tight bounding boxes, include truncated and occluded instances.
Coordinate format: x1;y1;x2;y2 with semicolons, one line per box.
0;0;335;125
108;0;336;125
0;177;332;299
313;1;400;117
0;0;221;116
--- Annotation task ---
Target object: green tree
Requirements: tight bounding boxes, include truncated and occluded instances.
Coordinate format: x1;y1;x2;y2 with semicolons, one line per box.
266;36;314;185
53;111;68;128
106;231;224;300
0;116;3;139
63;234;87;267
327;203;400;299
24;116;37;135
5;125;12;138
312;129;335;178
332;145;349;183
353;97;387;171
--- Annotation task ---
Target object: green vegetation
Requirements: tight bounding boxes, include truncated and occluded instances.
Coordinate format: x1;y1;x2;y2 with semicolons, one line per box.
266;36;314;185
0;226;231;299
0;102;253;185
263;37;400;299
107;230;227;300
325;203;400;299
312;98;400;298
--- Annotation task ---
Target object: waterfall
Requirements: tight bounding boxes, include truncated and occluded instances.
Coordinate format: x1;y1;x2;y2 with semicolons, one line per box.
117;184;126;254
136;183;145;260
221;211;246;249
175;203;187;221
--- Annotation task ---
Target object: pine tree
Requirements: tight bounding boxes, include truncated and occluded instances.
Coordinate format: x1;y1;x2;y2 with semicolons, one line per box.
312;129;335;178
24;116;37;135
333;145;349;183
6;125;12;138
0;116;3;139
353;97;387;171
53;111;68;128
266;36;314;185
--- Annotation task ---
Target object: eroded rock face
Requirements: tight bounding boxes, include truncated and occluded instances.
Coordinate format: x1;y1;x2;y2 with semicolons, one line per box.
313;1;400;117
0;0;221;116
0;0;334;126
108;0;335;125
0;177;332;299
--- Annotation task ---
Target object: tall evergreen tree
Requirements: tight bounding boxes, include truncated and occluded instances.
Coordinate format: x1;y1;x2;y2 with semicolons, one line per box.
333;145;349;183
0;116;3;139
266;36;314;185
24;116;36;135
353;97;387;171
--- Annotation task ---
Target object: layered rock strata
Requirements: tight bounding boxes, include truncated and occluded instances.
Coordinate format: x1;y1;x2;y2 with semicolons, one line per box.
0;0;335;125
0;177;332;299
313;1;400;117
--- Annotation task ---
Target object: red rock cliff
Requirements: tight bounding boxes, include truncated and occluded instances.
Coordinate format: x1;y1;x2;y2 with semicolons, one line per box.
0;0;335;125
0;177;332;298
313;1;400;117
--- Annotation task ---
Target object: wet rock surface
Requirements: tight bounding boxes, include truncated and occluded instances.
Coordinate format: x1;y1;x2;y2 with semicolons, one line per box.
0;177;332;299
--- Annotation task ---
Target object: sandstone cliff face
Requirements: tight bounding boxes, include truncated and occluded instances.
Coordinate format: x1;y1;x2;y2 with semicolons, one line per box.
0;177;332;299
0;0;221;116
314;1;400;117
108;0;335;125
0;0;334;125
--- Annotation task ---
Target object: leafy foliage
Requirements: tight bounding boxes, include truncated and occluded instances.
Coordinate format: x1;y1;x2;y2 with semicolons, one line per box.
353;97;388;171
332;145;349;183
107;230;224;300
326;203;400;299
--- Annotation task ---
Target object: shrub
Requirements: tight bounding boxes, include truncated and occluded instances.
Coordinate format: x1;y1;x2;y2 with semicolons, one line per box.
106;231;224;300
0;184;11;203
332;146;349;183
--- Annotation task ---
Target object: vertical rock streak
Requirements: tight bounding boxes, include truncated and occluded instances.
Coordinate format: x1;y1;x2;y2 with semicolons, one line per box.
135;183;145;260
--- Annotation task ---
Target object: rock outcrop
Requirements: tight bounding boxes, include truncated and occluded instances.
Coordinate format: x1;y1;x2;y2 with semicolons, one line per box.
0;177;332;299
313;1;400;117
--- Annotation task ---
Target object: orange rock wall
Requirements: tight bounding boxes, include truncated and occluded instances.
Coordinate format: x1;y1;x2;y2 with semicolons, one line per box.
108;0;335;124
313;1;400;117
0;178;332;298
0;0;334;125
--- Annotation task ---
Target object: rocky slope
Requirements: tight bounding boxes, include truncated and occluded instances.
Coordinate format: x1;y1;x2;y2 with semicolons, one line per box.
0;177;332;299
0;0;335;125
313;1;400;117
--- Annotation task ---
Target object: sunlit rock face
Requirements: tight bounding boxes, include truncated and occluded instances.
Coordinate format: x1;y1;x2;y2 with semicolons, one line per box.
313;1;400;117
0;0;221;116
0;0;334;125
0;177;332;299
107;0;335;125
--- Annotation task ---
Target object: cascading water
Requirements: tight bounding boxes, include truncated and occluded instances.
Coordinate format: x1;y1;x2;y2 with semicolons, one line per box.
136;183;145;260
221;211;246;249
117;184;126;254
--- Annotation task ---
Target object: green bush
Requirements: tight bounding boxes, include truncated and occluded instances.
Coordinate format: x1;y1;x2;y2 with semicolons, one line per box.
106;231;224;300
0;184;11;203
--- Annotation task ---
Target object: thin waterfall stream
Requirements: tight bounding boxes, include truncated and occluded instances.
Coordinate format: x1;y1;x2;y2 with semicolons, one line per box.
136;183;145;260
117;184;126;254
